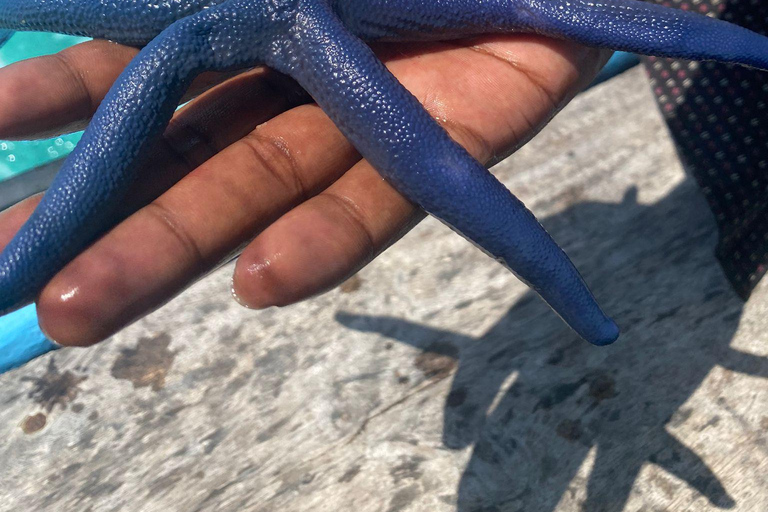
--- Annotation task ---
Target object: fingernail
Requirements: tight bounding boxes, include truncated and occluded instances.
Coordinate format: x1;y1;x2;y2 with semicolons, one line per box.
230;276;256;309
230;258;278;310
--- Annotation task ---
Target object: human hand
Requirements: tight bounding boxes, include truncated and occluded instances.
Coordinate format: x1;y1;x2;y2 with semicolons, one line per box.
0;35;610;346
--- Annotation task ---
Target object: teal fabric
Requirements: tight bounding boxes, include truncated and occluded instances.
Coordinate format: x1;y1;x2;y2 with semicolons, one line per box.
590;52;640;88
0;304;57;373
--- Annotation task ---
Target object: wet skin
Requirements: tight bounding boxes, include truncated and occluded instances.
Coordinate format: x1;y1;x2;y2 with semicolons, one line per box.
1;0;768;363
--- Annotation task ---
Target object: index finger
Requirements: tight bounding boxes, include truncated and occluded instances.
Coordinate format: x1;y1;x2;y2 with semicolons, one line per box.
0;39;252;140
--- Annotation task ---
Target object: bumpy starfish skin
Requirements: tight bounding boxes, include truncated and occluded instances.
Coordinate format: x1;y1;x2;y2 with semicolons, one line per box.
1;0;768;347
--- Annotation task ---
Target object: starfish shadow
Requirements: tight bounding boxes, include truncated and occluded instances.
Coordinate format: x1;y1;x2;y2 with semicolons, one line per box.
337;180;768;511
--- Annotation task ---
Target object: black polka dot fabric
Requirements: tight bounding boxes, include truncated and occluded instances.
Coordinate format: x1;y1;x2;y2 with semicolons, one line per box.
643;0;768;299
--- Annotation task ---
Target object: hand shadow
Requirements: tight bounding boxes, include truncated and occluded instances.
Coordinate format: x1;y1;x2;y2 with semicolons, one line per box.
337;181;768;511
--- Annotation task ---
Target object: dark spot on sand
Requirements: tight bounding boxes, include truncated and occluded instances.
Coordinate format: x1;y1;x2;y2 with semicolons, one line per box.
21;412;47;434
339;275;363;293
22;359;87;412
653;306;681;324
446;388;467;408
535;379;584;411
588;373;617;402
390;456;426;483
387;484;420;512
649;471;678;499
338;464;362;483
546;347;566;366
273;469;316;499
111;333;177;391
455;299;473;310
668;407;693;428
198;301;229;315
536;371;616;411
414;342;458;380
202;428;227;454
257;417;290;443
556;419;583;442
63;463;83;477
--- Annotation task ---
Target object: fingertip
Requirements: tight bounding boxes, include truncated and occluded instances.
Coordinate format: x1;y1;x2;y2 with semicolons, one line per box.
231;252;283;310
36;281;95;347
232;200;373;310
0;40;136;140
35;255;122;348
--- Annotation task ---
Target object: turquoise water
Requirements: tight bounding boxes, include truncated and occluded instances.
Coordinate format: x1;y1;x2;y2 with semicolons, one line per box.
0;32;86;181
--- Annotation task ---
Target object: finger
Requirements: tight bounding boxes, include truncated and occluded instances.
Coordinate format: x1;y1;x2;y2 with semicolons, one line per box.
232;37;609;308
0;64;302;244
0;40;137;139
124;65;308;210
36;104;361;346
0;39;257;140
372;35;609;162
0;194;43;247
232;160;423;309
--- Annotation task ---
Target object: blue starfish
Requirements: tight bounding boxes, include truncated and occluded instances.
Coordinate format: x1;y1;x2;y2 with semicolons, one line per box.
0;0;767;362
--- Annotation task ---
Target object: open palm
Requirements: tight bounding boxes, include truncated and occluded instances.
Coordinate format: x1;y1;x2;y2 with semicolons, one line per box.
0;35;609;346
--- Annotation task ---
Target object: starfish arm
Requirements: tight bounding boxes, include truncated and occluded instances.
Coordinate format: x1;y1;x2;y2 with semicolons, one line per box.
0;0;222;46
269;3;618;345
0;0;268;316
335;0;768;70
